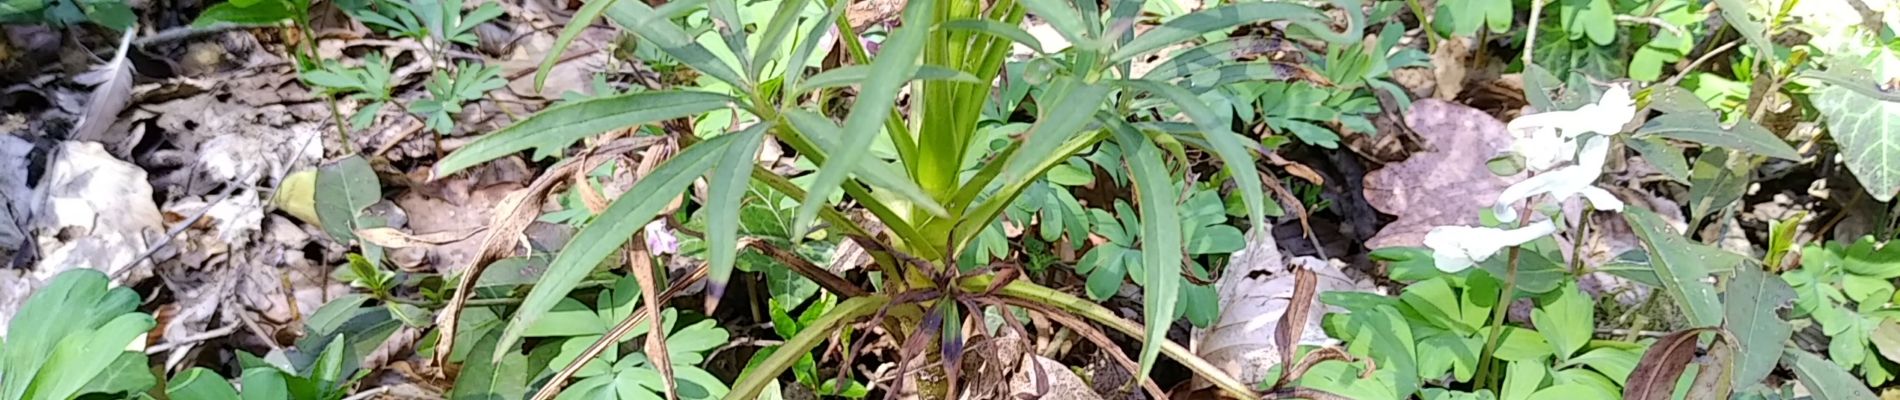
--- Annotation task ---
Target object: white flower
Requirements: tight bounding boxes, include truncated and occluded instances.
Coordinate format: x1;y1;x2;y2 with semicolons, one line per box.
1506;84;1636;171
1495;135;1626;222
1423;220;1560;272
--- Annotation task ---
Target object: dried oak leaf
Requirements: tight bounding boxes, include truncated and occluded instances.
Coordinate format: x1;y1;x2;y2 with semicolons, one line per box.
1363;99;1520;249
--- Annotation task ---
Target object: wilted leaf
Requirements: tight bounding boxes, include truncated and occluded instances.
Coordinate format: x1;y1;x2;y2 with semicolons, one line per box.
354;227;482;248
1190;234;1370;390
1624;328;1708;400
69;29;135;145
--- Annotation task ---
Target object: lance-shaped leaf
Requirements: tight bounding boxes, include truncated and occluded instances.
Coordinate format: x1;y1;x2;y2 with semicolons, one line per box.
1000;78;1111;185
534;0;618;92
1017;0;1093;51
1107;118;1182;387
1635;112;1799;161
942;19;1046;54
1123;79;1268;233
494;132;739;361
1784;348;1880;400
746;0;811;79
435;91;732;176
602;0;746;87
782;110;947;217
790;0;933;235
704;124;768;312
707;0;750;74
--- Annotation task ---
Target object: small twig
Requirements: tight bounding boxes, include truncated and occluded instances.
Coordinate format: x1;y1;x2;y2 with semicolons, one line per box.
1664;40;1741;86
145;323;242;354
1614;15;1690;40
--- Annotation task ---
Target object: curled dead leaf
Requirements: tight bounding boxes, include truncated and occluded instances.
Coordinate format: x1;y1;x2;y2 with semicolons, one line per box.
1363;99;1519;249
1625;328;1713;400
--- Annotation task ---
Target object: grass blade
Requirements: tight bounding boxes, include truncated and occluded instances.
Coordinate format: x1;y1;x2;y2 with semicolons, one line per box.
1000;77;1110;185
941;18;1045;55
704;124;768;312
790;0;933;236
791;65;979;96
435;91;732;177
493;132;740;361
534;0;617;92
707;0;750;75
1123;79;1268;233
1105;118;1181;387
747;0;812;80
782;110;948;217
602;0;747;87
1109;1;1354;63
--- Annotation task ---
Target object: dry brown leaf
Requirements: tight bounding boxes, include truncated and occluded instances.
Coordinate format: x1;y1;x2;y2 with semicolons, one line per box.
431;159;584;373
1362;99;1519;249
1625;328;1709;400
1430;37;1470;100
1189;233;1372;391
354;227;483;248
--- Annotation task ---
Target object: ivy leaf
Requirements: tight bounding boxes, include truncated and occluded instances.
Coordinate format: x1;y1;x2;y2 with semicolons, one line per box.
1812;54;1900;202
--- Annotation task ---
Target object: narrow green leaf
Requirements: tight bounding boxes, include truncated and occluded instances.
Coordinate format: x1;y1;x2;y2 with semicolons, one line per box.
1813;73;1900;202
1110;1;1352;63
747;0;812;80
781;110;946;217
315;155;380;244
435;91;732;177
1624;207;1726;328
1107;118;1181;387
1784;348;1880;400
1001;78;1111;185
534;0;618;92
602;0;747;87
167;368;239;400
494;132;739;361
941;19;1044;54
777;0;848;104
707;0;750;74
1709;0;1772;64
1124;79;1268;233
791;65;980;95
705;123;768;311
1803;68;1900;102
1016;0;1092;51
1725;266;1794;388
1177;62;1302;93
790;0;932;235
1636;113;1799;160
1138;37;1297;81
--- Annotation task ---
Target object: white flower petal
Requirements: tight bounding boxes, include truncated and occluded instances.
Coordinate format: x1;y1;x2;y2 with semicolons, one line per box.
1423;221;1559;272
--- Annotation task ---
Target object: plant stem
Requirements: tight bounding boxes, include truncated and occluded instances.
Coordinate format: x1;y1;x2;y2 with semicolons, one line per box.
1473;204;1538;390
957;275;1258;398
1570;207;1594;278
1404;0;1439;52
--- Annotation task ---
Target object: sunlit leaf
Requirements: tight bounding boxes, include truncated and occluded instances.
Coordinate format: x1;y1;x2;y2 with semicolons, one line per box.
1725;266;1794;388
602;0;747;86
791;65;979;95
1625;207;1727;328
1110;2;1350;63
1124;79;1269;234
1636;113;1799;160
534;0;619;92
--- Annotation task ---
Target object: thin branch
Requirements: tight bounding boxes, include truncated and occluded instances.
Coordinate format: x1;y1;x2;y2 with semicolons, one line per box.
145;323;243;354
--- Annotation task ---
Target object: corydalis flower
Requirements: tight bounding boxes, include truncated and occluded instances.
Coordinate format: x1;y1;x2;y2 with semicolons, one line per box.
1495;84;1636;222
1506;85;1636;171
1423;220;1559;272
1496;135;1626;222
